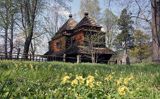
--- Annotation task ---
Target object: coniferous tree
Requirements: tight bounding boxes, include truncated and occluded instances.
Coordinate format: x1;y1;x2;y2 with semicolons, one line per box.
116;8;134;50
116;8;134;64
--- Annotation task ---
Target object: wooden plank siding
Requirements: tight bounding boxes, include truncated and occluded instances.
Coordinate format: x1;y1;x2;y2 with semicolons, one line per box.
44;13;114;63
72;31;84;46
51;36;66;52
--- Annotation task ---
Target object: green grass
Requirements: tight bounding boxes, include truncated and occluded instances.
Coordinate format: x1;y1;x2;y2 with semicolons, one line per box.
0;60;160;98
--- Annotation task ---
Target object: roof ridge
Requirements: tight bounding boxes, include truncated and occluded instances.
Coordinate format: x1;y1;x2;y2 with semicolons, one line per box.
56;15;77;34
74;13;101;29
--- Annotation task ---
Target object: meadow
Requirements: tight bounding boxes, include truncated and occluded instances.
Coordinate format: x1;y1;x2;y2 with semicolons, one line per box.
0;60;160;98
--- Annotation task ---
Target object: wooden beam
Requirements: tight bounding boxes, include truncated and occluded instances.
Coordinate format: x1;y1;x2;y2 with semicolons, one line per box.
77;55;81;64
63;54;66;62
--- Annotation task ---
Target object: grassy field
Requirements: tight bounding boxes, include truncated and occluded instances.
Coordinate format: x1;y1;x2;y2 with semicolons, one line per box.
0;60;160;98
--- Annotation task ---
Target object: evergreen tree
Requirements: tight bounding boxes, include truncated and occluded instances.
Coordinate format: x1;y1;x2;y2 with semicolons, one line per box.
116;8;134;50
116;8;134;65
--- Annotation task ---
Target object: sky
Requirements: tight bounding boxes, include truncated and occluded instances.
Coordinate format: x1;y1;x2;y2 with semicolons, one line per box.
71;0;109;13
70;0;122;21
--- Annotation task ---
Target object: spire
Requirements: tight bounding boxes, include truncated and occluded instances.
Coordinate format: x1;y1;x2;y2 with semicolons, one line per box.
84;12;89;17
69;14;72;18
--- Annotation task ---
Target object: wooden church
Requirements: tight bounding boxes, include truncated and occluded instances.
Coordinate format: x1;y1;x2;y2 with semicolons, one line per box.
44;13;114;63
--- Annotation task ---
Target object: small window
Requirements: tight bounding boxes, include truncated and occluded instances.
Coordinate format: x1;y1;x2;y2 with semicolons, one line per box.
56;42;61;49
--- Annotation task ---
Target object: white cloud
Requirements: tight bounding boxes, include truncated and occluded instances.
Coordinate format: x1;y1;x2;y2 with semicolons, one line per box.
59;9;70;17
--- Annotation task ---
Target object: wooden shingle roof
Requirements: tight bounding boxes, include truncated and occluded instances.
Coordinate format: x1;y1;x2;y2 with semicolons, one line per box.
57;14;77;33
74;13;101;29
52;14;77;40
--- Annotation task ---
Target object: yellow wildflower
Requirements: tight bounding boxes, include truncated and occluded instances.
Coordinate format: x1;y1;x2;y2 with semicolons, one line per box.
96;81;102;86
71;79;78;87
118;86;128;96
116;78;123;86
128;75;134;80
105;74;113;81
87;82;94;88
112;72;115;75
29;64;33;69
76;75;84;85
87;75;95;82
124;78;129;85
77;96;83;99
86;75;95;88
61;75;70;84
124;75;134;85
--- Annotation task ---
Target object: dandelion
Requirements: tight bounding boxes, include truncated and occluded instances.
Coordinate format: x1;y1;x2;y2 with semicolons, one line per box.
118;85;128;96
71;79;78;87
61;75;70;84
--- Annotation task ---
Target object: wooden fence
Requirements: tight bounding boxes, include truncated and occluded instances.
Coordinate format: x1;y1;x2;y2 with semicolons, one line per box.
0;53;117;64
0;53;81;62
0;53;46;62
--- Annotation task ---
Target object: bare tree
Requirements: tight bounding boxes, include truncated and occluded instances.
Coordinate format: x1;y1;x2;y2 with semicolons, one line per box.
19;0;42;59
43;0;73;40
9;0;18;59
0;0;10;58
0;0;17;58
102;8;118;48
83;29;105;63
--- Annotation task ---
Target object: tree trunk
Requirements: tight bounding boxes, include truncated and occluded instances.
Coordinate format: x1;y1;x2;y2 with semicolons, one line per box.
21;0;37;59
91;52;95;63
17;48;21;59
9;14;14;59
124;40;130;65
152;0;160;63
30;41;36;60
23;35;33;59
23;25;34;59
77;55;81;63
4;27;8;59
